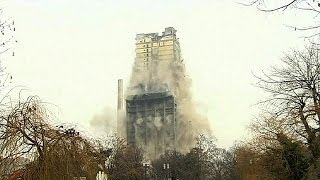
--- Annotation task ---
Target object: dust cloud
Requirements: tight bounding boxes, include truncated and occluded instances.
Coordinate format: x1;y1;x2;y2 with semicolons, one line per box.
127;41;211;156
89;106;116;136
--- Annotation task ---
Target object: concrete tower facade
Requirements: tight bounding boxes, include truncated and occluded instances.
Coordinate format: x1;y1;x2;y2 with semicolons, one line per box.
134;27;181;71
129;27;183;95
126;27;190;159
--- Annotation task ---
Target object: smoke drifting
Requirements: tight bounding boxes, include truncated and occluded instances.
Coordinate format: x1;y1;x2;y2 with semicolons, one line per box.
90;106;116;136
127;43;212;156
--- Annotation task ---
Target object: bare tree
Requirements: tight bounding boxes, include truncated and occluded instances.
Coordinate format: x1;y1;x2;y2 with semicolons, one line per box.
0;96;107;180
233;143;277;180
152;150;187;180
151;134;237;180
0;8;16;87
254;45;320;176
245;0;318;12
242;0;320;41
106;138;145;180
194;134;237;180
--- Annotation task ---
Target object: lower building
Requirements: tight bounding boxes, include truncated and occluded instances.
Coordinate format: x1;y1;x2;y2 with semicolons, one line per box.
126;91;176;159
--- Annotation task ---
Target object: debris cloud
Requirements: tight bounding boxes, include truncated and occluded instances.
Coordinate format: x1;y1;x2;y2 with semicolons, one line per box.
126;28;211;157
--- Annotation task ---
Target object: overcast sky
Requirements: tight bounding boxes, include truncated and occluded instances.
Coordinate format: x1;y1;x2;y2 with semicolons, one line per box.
1;0;307;148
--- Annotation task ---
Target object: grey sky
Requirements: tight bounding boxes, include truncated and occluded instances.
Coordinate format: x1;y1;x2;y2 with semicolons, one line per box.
3;0;306;148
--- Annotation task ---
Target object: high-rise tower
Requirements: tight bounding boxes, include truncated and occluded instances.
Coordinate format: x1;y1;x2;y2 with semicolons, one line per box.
124;27;209;159
129;27;182;95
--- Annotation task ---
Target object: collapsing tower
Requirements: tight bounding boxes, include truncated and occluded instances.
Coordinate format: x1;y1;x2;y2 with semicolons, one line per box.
122;27;207;159
126;92;176;158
